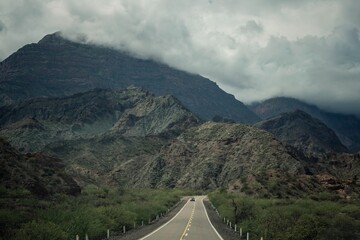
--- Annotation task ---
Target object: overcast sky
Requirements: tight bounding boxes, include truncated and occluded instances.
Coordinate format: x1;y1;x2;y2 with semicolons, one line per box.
0;0;359;115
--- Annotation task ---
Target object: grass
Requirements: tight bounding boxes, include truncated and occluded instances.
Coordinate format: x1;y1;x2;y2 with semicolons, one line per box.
208;190;360;240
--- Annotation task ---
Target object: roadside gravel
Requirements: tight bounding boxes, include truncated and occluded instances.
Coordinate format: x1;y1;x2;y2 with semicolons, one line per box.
203;198;243;240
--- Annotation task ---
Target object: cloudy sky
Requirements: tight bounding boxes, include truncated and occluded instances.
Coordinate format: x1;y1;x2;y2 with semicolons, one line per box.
1;0;359;115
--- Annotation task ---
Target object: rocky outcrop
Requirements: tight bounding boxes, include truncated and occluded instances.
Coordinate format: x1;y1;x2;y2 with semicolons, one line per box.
0;32;259;123
305;152;360;198
255;110;348;157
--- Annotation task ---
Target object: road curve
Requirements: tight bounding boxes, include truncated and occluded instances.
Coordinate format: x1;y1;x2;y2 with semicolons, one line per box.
138;196;223;240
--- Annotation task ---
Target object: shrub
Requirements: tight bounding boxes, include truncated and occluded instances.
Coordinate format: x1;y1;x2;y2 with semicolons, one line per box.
15;220;68;240
209;190;360;240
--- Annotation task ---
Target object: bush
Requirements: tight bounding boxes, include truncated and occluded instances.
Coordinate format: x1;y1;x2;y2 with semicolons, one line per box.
15;220;68;240
209;190;360;240
3;188;184;239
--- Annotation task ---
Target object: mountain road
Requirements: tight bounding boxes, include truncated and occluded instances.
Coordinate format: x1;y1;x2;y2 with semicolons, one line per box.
138;196;223;240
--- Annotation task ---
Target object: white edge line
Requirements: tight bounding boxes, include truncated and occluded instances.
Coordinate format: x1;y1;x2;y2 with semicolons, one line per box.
138;199;190;240
201;197;224;240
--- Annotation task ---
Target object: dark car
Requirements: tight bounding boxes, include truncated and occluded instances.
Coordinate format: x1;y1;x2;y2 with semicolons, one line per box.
190;197;195;201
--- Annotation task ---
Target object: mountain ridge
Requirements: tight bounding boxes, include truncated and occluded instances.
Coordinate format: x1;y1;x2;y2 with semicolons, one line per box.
251;97;360;152
0;86;201;152
255;110;348;157
0;32;259;123
0;88;359;198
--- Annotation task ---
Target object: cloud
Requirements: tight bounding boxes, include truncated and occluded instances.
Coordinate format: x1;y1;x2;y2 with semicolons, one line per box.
0;20;5;32
0;0;359;115
240;20;263;35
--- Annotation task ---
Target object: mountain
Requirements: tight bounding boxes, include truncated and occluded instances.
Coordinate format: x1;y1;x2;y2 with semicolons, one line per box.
0;32;259;123
250;97;360;152
0;138;80;196
123;122;359;198
255;110;348;157
131;122;305;190
1;88;359;198
46;120;328;198
0;86;201;152
0;87;201;185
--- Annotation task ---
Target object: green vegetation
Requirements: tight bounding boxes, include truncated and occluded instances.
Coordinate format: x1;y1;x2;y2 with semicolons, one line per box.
0;186;186;240
209;190;360;240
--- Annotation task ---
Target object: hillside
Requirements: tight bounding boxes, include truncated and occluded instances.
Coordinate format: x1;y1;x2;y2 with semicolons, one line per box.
255;110;348;157
251;97;360;152
132;122;305;192
126;122;359;198
1;89;359;198
0;138;80;196
0;32;259;123
0;86;201;152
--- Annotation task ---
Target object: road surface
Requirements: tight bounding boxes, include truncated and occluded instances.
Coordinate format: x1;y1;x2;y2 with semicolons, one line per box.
139;196;223;240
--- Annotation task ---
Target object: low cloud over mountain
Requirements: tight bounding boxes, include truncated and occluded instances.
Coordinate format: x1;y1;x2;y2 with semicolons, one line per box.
0;0;359;115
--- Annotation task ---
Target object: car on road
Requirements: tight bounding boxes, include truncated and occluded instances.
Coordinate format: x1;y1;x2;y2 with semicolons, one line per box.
190;197;195;201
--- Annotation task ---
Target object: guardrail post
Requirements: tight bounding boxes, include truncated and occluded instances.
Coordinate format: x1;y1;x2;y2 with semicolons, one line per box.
134;222;136;229
142;220;144;227
123;226;126;233
107;229;110;238
230;222;232;229
76;235;79;240
247;232;249;240
85;234;89;240
240;228;243;237
235;224;237;232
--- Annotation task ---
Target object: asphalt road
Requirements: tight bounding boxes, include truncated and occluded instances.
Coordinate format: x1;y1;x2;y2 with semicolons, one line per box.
139;196;223;240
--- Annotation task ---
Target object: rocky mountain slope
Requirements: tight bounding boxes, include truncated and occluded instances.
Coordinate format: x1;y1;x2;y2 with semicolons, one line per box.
0;32;259;123
255;110;348;157
122;122;359;198
0;138;80;196
1;88;359;198
251;97;360;152
131;122;305;191
0;86;201;152
0;87;201;186
303;152;360;197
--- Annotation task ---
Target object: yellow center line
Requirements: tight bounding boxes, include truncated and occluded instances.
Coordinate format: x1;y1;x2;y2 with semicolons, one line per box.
180;200;196;240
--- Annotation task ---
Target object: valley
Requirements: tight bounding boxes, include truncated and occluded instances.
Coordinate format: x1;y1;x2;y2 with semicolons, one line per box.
0;33;359;239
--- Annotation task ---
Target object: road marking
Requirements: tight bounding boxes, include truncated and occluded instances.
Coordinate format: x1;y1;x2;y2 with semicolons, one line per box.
201;197;224;240
180;201;196;240
139;199;190;240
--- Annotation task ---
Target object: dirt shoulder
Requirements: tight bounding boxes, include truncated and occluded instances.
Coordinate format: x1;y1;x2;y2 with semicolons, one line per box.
203;198;242;240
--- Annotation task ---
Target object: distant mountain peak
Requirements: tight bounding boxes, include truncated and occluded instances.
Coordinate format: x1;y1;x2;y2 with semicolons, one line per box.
38;32;63;44
256;110;348;156
251;97;360;152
